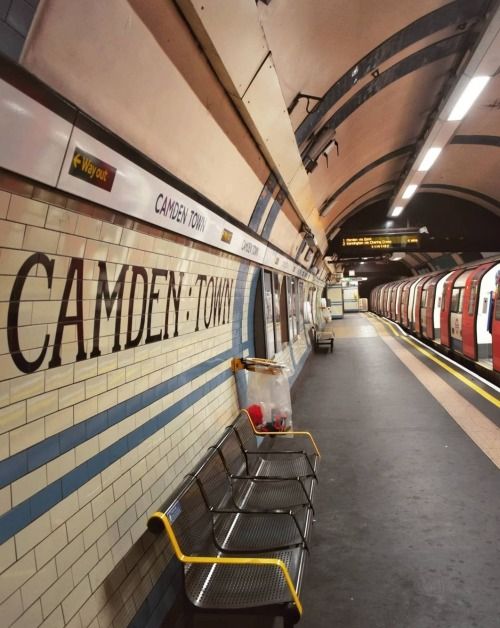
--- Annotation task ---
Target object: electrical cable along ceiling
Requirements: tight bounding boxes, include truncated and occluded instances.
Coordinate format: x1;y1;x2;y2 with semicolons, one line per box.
257;0;500;278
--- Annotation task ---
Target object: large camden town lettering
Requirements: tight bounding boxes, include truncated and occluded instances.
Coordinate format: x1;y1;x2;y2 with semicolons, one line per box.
7;253;234;374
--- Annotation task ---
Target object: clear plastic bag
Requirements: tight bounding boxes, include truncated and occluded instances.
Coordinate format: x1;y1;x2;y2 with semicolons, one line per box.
246;365;292;431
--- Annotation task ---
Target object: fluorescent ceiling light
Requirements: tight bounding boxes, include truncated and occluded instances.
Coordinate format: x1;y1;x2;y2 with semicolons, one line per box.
447;76;490;121
402;184;418;199
418;147;442;171
390;206;404;217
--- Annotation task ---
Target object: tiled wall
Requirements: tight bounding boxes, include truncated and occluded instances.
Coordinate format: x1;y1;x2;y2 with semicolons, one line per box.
0;185;258;627
0;0;38;60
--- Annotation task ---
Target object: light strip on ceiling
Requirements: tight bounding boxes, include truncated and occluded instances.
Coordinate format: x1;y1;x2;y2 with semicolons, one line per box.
417;147;442;172
390;206;404;217
447;76;491;121
402;184;418;199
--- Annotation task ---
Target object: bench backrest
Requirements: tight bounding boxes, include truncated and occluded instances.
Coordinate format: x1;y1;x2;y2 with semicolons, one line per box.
149;474;212;555
195;446;233;509
233;410;259;451
217;426;250;476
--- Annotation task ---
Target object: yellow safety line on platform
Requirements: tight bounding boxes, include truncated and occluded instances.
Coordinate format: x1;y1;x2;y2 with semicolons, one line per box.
371;315;500;409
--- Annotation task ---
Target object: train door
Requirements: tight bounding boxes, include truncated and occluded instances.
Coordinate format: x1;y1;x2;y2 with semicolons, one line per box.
408;277;426;331
401;280;414;327
450;270;475;353
440;269;464;348
462;262;496;361
433;271;452;343
415;277;431;336
395;281;407;323
493;269;500;373
389;283;399;321
423;273;445;340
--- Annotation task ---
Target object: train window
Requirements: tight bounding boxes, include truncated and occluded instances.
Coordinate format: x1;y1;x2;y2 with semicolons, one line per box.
450;287;464;313
288;277;298;340
496;293;500;321
279;278;289;344
272;274;282;354
421;288;427;307
468;278;479;316
263;270;276;357
298;281;305;332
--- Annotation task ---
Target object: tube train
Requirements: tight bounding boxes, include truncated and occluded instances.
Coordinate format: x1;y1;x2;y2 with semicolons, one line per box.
370;257;500;382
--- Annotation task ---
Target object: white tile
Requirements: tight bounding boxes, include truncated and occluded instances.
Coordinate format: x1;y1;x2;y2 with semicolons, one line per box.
35;525;68;570
21;558;57;608
97;388;117;413
0;537;16;574
57;234;86;258
0;220;25;248
82;514;107;551
88;549;114;591
61;575;91;623
96;525;119;561
14;512;52;558
84;240;109;261
10;599;42;628
90;486;113;521
45;364;74;392
45;206;78;234
0;590;23;627
23;226;60;254
74;359;98;383
77;473;101;507
12;465;47;506
0;400;26;435
75;215;101;240
9;417;45;455
0;551;36;604
8;196;48;227
84;374;107;399
39;606;65;628
71;545;98;587
73;396;98;425
99;222;122;245
67;504;93;542
58;382;85;410
27;390;59;422
10;372;45;404
41;568;74;618
55;535;84;578
45;408;74;438
47;449;75;484
0;190;10;218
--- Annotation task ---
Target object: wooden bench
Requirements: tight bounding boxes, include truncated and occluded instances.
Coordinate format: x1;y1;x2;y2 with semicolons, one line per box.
148;410;320;626
310;324;334;352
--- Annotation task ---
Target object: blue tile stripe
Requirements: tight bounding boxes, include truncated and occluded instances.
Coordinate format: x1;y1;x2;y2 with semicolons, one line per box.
248;173;278;232
0;368;233;544
0;348;237;490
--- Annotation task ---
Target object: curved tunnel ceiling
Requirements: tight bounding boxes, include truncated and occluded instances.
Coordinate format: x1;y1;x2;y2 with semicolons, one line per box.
256;0;500;273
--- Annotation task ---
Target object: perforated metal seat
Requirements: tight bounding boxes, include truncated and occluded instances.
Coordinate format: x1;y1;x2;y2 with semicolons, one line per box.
215;428;316;511
194;447;312;550
148;474;307;625
232;411;320;481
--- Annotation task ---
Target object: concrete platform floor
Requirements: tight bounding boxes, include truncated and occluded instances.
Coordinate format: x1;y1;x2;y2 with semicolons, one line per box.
293;313;500;628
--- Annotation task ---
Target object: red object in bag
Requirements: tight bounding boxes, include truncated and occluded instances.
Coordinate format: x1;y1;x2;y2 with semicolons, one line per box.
247;404;264;428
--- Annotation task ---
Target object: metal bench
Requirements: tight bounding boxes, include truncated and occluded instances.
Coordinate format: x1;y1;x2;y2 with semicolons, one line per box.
310;324;334;352
147;410;321;626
